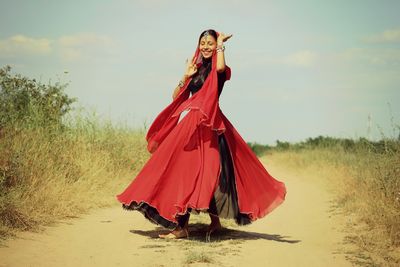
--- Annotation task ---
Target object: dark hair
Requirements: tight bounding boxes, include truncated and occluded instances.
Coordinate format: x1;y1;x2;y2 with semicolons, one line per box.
198;29;218;44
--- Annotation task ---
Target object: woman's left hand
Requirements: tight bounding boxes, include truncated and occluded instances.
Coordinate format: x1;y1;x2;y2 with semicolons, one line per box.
217;32;233;45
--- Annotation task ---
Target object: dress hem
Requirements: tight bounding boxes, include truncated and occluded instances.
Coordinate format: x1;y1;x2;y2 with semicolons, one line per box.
121;199;253;231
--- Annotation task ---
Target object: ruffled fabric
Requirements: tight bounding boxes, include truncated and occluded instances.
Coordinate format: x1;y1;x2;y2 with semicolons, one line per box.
116;38;286;230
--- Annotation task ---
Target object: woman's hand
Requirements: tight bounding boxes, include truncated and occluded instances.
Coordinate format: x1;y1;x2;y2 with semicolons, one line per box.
217;32;233;45
184;55;198;77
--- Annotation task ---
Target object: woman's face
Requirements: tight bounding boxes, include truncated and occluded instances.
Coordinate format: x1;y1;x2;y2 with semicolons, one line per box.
199;35;217;59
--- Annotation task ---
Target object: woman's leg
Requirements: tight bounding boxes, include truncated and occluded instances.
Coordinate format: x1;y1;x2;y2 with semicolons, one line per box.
208;213;222;230
177;210;191;229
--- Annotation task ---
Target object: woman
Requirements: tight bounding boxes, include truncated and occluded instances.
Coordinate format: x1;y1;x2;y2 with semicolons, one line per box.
116;29;286;240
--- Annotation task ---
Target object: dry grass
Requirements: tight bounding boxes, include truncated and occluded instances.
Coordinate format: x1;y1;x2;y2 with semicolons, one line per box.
0;116;149;241
183;250;215;265
266;146;400;266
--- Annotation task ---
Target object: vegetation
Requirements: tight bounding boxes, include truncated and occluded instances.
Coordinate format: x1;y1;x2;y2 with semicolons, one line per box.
249;135;400;156
262;135;400;266
0;65;75;129
184;250;215;264
0;66;149;240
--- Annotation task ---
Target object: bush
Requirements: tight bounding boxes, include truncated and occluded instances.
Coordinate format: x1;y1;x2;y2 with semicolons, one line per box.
247;141;270;156
0;65;76;129
0;67;149;241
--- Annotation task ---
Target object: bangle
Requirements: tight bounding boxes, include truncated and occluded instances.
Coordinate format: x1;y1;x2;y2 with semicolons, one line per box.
178;80;185;88
216;45;225;53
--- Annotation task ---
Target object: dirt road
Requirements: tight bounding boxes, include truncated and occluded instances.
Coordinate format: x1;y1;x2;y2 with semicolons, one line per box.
0;157;353;267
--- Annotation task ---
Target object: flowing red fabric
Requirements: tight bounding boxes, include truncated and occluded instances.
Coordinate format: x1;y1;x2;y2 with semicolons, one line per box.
116;40;286;225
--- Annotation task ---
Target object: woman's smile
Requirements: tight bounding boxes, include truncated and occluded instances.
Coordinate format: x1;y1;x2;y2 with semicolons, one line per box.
201;50;212;57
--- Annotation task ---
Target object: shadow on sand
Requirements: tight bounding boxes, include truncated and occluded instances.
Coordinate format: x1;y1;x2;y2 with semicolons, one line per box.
130;223;301;243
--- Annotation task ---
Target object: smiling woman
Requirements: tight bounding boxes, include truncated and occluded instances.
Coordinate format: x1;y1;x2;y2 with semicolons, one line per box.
116;29;286;240
172;30;230;101
185;30;229;98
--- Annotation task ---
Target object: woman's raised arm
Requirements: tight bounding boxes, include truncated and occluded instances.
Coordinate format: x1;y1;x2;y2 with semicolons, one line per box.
216;32;232;73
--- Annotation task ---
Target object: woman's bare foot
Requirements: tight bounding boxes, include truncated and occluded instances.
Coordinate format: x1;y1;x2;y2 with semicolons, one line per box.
201;214;223;242
158;227;189;239
207;214;223;234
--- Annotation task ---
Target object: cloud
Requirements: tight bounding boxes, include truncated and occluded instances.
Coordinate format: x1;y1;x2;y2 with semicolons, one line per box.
58;33;118;62
336;47;400;67
0;34;52;57
0;33;118;62
363;28;400;44
282;50;318;67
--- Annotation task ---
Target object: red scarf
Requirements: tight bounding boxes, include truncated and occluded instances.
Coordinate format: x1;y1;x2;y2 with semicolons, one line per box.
146;42;231;153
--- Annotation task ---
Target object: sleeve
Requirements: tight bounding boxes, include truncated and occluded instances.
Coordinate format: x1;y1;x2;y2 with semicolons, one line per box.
225;65;231;81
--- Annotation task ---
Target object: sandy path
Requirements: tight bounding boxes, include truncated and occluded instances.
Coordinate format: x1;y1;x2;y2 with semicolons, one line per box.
0;157;353;267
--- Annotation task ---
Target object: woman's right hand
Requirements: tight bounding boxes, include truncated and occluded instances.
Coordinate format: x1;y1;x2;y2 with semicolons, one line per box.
184;55;198;77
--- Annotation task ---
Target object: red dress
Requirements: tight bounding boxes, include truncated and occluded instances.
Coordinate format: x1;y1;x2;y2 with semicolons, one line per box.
116;45;286;230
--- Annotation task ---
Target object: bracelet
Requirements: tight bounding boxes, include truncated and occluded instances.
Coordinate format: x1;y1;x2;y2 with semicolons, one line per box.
178;80;185;88
216;45;225;53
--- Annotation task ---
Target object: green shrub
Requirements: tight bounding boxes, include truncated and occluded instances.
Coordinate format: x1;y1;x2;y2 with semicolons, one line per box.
0;65;76;129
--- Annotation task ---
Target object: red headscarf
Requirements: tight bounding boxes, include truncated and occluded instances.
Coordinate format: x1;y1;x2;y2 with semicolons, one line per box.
146;32;231;153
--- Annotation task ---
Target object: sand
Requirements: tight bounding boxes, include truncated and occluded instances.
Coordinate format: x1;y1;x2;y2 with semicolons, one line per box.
0;157;353;267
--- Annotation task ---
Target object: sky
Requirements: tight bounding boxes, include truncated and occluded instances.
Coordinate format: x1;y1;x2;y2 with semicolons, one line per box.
1;0;399;145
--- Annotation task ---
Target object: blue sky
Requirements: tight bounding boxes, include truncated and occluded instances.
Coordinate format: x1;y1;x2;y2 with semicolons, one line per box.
1;0;399;144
